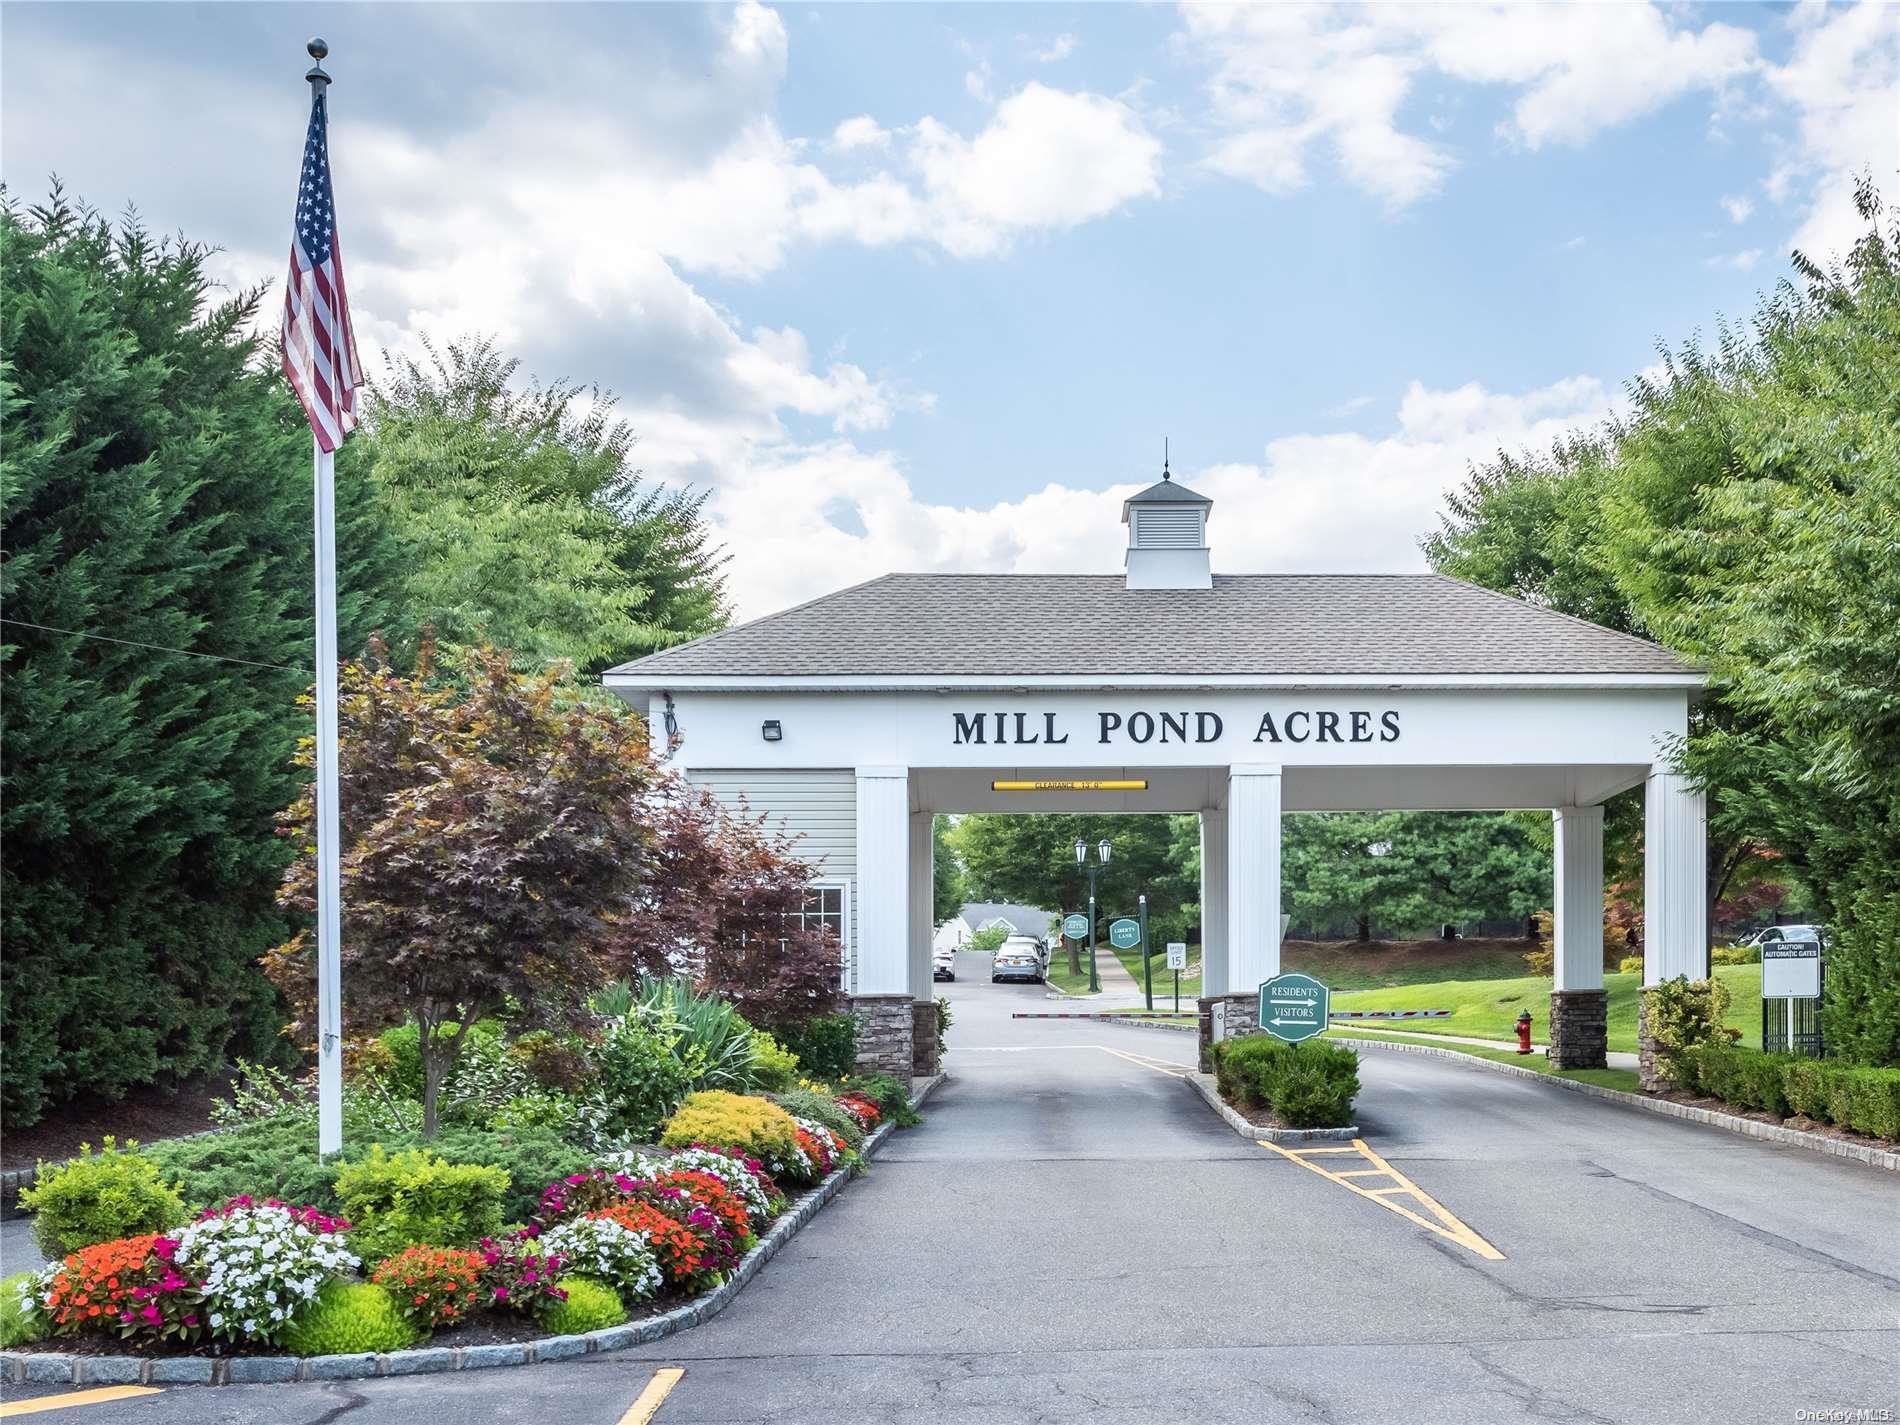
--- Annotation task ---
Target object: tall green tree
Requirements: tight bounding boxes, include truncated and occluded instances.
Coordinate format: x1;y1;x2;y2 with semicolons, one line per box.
0;190;401;1126
1429;179;1900;1064
931;815;966;924
357;337;727;674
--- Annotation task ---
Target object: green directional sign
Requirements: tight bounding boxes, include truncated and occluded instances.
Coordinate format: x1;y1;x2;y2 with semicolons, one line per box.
1062;912;1090;940
1108;918;1141;950
1258;972;1330;1043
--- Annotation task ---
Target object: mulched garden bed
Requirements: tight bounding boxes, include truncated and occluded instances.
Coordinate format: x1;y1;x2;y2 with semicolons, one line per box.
1647;1086;1896;1154
3;1071;238;1172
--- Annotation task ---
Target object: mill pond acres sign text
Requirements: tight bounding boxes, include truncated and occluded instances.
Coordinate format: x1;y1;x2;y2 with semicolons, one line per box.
950;709;1404;748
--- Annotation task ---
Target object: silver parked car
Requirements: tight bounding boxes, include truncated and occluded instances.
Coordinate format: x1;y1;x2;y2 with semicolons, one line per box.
991;937;1045;983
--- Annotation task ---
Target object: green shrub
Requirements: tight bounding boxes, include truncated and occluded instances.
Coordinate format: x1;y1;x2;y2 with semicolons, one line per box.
1841;1068;1900;1140
280;1282;417;1356
425;1126;592;1224
146;1118;585;1223
1783;1059;1833;1121
593;1013;696;1142
540;1277;627;1333
769;1088;865;1151
634;978;755;1090
1688;1044;1793;1116
19;1138;187;1258
333;1147;508;1258
661;1090;801;1161
1211;1037;1359;1128
146;1118;342;1214
0;1273;49;1348
1641;976;1739;1086
1711;944;1761;965
1618;956;1645;976
747;1031;800;1093
776;1014;858;1083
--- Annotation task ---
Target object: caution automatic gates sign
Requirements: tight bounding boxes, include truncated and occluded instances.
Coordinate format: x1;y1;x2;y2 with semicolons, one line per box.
1258;972;1330;1043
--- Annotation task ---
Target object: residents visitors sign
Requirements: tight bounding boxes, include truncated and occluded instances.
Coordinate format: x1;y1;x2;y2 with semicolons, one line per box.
1062;913;1090;940
1258;972;1330;1043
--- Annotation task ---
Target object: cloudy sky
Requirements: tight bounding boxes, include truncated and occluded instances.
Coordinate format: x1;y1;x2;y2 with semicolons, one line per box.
5;2;1895;621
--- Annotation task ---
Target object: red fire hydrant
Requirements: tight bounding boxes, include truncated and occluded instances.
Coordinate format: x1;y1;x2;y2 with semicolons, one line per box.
1516;1010;1534;1055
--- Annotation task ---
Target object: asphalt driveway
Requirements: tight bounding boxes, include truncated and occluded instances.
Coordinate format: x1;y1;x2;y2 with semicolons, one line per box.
5;978;1896;1423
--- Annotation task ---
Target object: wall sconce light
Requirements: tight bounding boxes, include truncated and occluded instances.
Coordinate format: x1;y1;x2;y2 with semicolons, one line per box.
761;719;783;742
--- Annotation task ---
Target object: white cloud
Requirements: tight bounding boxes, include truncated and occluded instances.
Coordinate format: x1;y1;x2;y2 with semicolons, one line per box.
1721;194;1756;223
706;374;1621;620
1706;249;1764;271
1181;3;1756;207
829;114;891;153
1038;33;1079;64
1764;1;1900;262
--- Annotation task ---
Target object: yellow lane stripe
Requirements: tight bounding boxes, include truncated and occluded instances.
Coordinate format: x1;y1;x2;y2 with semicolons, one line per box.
1094;1046;1192;1079
617;1366;685;1425
1260;1138;1506;1261
0;1387;162;1417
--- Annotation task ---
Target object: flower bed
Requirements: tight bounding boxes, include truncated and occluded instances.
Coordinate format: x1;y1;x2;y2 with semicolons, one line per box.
3;1074;920;1370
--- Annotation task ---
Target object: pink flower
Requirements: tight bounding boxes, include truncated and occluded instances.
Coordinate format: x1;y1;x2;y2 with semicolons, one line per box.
493;1287;509;1302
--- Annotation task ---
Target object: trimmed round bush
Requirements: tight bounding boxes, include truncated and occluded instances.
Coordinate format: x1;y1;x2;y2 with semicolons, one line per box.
540;1277;627;1334
660;1090;800;1163
20;1138;187;1257
280;1282;417;1356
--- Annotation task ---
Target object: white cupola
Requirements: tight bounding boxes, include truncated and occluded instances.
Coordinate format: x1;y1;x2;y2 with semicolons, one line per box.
1121;457;1212;590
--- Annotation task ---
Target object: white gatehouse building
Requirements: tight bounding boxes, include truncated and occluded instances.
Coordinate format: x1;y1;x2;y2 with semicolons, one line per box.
604;472;1708;1077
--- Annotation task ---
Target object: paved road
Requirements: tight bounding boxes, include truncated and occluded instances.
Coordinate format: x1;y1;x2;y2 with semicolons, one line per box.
6;980;1896;1423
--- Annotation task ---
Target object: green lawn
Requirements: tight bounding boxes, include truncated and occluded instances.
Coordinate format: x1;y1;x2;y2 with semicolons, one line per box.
1326;1026;1643;1093
1331;965;1762;1053
1110;946;1202;1004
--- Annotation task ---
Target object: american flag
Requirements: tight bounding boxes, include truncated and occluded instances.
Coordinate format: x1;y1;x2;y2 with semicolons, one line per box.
282;86;362;453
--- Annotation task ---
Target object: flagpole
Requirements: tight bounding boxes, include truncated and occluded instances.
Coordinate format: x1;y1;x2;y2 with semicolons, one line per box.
307;41;344;1158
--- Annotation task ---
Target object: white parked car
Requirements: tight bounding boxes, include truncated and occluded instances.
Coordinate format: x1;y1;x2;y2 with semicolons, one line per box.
1735;924;1826;948
933;945;956;981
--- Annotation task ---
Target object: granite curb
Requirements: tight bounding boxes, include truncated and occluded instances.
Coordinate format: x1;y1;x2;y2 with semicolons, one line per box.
0;1078;940;1388
1329;1035;1900;1173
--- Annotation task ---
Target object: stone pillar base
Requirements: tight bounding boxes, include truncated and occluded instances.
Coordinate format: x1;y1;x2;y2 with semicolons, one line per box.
850;994;915;1076
1196;993;1259;1072
1636;996;1667;1091
1548;989;1608;1070
911;998;941;1078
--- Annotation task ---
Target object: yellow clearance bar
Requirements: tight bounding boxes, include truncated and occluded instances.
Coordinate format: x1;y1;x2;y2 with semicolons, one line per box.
991;779;1149;792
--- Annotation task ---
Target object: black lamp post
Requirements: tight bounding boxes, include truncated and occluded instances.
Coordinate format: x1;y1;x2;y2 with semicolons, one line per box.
1075;836;1111;994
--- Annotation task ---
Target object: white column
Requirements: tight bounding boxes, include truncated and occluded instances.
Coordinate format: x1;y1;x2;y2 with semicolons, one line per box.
1552;806;1604;991
1226;765;1283;994
1199;810;1228;996
1643;770;1708;985
907;810;933;1000
854;767;911;995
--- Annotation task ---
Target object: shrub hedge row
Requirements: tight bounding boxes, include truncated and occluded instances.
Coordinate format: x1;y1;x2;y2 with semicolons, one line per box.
1211;1036;1360;1128
1680;1044;1900;1141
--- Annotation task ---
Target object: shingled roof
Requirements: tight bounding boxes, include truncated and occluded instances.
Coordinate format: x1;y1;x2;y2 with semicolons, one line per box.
605;573;1696;682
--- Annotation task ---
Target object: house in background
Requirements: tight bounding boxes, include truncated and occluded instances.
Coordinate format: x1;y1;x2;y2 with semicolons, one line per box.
934;902;1058;953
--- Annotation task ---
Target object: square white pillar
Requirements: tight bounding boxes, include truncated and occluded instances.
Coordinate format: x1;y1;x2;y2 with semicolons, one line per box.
854;766;911;995
1199;810;1228;994
1643;770;1708;985
1552;806;1605;991
907;810;934;1000
1226;765;1283;994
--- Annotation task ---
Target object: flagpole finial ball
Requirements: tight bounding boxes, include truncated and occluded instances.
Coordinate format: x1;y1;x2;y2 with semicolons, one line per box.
307;37;329;61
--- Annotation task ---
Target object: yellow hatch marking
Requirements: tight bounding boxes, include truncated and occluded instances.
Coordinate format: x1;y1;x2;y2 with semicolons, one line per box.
0;1387;163;1417
1260;1137;1506;1260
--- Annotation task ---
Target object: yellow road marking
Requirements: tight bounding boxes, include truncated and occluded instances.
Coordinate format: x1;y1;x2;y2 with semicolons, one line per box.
1259;1138;1506;1261
617;1367;685;1425
0;1387;162;1417
1094;1045;1192;1079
